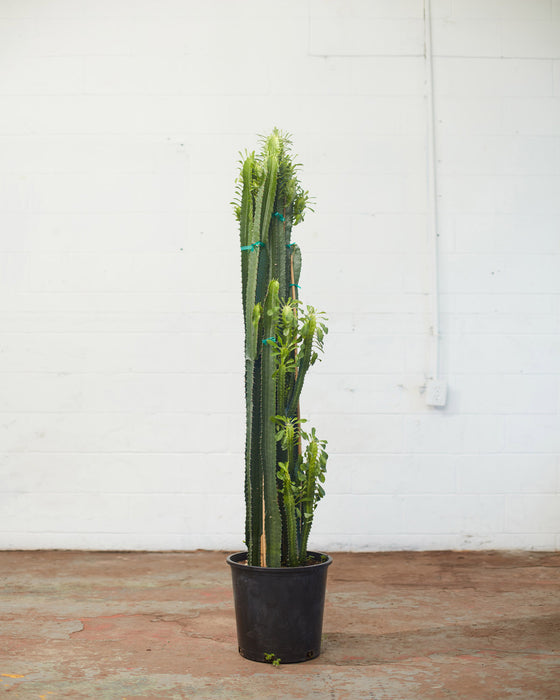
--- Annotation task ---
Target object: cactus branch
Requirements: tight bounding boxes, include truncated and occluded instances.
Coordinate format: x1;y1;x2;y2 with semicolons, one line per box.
261;280;282;567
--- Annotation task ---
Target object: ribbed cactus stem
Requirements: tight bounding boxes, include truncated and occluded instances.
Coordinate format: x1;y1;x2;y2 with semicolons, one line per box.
286;311;317;417
244;357;262;567
284;421;299;566
299;438;318;560
244;303;263;566
261;280;282;567
278;462;298;567
270;213;288;298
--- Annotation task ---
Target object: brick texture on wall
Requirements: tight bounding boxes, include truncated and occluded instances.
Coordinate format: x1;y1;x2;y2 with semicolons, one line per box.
1;0;559;551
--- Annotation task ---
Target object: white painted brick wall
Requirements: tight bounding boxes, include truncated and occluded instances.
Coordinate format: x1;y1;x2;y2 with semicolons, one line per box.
1;0;558;551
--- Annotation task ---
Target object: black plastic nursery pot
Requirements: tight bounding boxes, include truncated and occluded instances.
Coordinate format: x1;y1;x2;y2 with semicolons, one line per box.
227;551;332;664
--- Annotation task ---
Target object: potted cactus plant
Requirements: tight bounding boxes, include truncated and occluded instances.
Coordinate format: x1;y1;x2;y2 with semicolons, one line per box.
227;129;331;664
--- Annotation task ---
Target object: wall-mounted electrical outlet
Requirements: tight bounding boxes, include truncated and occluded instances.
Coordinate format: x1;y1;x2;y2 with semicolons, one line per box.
426;379;447;407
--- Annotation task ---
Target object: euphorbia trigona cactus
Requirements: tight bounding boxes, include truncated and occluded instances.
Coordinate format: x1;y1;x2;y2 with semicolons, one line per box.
234;129;328;567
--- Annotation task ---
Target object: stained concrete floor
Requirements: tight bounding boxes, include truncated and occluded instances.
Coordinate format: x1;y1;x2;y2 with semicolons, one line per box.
0;550;559;699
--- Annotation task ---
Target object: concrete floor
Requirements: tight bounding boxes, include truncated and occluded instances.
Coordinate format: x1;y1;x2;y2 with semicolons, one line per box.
0;550;558;699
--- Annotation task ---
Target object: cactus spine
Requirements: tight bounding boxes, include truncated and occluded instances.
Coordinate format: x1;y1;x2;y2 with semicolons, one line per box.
235;129;327;567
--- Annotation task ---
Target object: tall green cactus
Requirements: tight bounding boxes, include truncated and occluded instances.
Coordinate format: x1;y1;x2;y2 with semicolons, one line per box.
234;129;328;567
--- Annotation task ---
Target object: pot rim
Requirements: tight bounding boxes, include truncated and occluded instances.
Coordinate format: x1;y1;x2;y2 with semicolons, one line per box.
226;550;332;572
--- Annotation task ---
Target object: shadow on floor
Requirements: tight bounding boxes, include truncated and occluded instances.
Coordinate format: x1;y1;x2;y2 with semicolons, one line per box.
320;613;560;666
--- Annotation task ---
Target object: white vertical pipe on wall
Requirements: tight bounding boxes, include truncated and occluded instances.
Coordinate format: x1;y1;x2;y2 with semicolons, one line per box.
423;0;447;406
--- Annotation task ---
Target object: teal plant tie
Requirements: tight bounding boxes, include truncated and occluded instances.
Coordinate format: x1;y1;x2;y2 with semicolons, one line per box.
262;336;276;345
286;242;296;249
290;284;301;289
274;212;285;222
241;241;264;252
